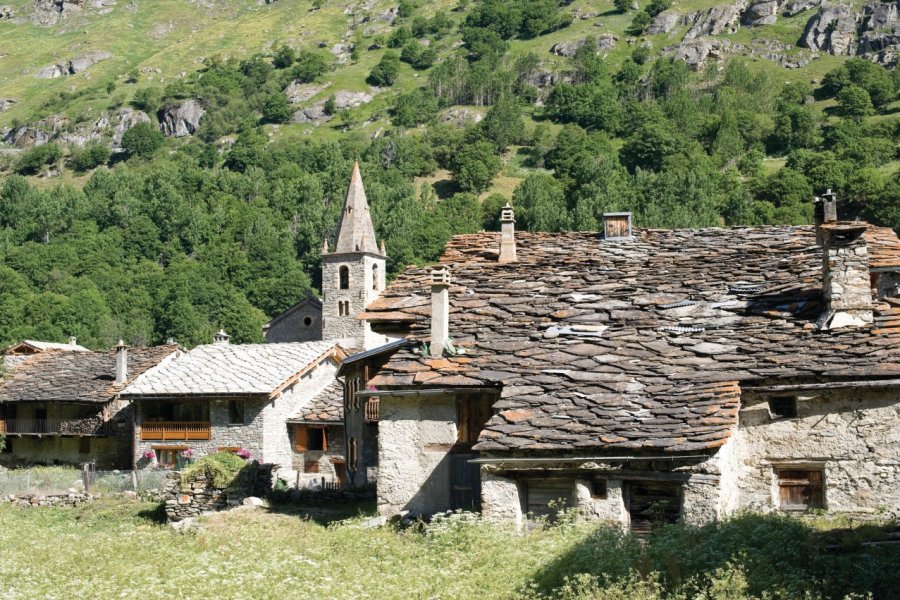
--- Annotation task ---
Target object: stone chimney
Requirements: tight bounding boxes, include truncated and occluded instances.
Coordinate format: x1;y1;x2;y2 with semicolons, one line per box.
813;189;838;245
68;336;77;346
114;340;128;385
499;203;517;263
818;219;873;330
213;330;231;345
430;268;450;358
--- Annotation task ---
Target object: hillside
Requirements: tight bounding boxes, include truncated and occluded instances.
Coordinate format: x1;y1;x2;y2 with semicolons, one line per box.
0;0;897;349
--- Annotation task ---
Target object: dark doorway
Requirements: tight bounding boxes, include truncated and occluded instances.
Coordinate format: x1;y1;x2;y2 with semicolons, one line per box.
35;408;48;434
626;481;682;533
450;453;481;511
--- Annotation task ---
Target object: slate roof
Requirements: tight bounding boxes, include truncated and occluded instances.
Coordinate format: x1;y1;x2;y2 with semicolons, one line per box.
121;341;342;398
2;340;90;354
332;161;381;255
0;345;178;403
360;225;900;455
288;379;344;424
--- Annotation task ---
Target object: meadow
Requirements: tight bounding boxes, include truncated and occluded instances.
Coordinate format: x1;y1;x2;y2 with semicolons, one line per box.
0;498;897;599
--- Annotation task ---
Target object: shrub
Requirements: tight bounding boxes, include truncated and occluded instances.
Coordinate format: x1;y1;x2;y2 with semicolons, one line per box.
69;142;111;172
16;143;62;175
272;45;296;69
261;93;293;124
367;51;401;86
180;451;252;490
291;50;330;83
131;87;161;113
121;122;165;157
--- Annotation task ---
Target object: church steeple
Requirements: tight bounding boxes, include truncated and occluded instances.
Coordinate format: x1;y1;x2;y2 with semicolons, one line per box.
321;162;388;350
333;161;381;255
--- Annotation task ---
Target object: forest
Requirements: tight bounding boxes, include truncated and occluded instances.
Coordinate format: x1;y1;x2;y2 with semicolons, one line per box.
0;0;897;349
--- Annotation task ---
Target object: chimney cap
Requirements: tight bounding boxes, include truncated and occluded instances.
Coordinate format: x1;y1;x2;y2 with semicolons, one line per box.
68;336;78;346
213;330;231;344
500;203;515;223
114;339;127;350
431;268;451;287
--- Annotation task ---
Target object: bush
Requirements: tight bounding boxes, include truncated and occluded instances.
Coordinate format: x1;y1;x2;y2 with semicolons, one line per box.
367;51;401;86
261;93;293;123
180;451;252;490
836;85;874;117
121;122;165;158
131;87;161;113
16;143;62;175
69;142;111;172
291;50;330;83
272;45;296;69
452;140;501;193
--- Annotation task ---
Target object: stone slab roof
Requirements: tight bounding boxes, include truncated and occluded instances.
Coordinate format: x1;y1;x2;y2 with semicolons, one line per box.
361;225;900;455
122;341;342;398
2;339;90;354
0;345;178;403
288;379;343;424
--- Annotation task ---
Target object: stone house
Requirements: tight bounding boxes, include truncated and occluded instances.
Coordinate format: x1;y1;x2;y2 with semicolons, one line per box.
263;295;323;344
353;199;900;528
122;337;349;486
0;342;177;469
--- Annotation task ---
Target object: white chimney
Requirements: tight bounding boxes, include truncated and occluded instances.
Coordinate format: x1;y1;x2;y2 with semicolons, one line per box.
213;330;231;345
114;340;128;385
430;268;451;358
499;203;517;263
68;336;77;346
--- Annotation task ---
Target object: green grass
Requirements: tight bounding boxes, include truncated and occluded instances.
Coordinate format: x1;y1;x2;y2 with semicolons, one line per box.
0;499;898;599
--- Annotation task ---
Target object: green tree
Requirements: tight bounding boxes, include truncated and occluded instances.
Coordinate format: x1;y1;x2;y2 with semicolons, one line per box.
16;143;62;175
478;94;523;152
619;122;682;173
291;51;330;83
367;52;401;86
261;93;293;124
513;173;570;231
452;140;501;193
69;142;111;172
835;85;874;117
273;45;296;69
439;193;482;234
121;123;165;158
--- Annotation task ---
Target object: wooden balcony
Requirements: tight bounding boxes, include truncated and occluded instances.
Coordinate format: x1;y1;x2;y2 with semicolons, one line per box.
364;398;379;422
0;418;110;436
140;421;212;441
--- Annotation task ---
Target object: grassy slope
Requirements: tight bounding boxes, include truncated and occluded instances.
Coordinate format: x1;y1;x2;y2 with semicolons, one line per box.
0;0;896;190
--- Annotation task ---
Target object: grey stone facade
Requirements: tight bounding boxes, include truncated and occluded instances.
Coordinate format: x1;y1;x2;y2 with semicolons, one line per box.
321;252;387;349
264;297;323;344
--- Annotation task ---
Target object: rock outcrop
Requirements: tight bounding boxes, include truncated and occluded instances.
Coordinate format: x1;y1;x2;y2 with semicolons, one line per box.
32;0;84;26
35;51;112;78
2;116;69;148
667;38;735;69
158;100;205;137
0;98;15;112
684;1;747;40
858;1;900;65
0;5;13;19
801;4;860;55
648;11;687;35
783;0;822;16
743;0;783;25
550;35;618;57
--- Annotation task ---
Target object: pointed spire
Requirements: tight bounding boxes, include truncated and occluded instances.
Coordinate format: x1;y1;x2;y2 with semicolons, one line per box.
333;161;382;255
322;238;329;255
379;239;387;257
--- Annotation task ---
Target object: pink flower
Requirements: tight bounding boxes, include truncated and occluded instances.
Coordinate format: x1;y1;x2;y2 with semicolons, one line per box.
236;448;252;459
179;448;193;459
142;450;156;460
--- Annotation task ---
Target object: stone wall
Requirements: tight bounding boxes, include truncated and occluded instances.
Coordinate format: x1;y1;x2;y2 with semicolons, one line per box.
821;227;873;328
321;252;388;349
377;393;457;517
264;300;323;343
731;388;900;516
3;492;100;507
0;436;119;469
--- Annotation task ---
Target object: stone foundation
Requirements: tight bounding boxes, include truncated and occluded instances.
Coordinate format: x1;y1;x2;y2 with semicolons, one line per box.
3;493;100;507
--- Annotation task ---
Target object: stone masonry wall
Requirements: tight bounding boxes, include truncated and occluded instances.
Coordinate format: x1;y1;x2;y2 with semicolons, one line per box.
321;252;387;349
377;393;457;517
731;388;900;516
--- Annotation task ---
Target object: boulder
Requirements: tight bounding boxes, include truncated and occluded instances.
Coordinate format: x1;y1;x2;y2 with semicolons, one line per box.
284;81;329;104
647;11;683;34
668;38;734;69
292;105;328;124
332;90;373;110
0;98;15;112
376;7;398;23
783;0;821;17
31;0;83;26
169;517;200;533
242;496;265;507
684;1;746;40
0;5;13;19
743;0;782;26
550;35;618;57
35;51;112;78
158;99;205;137
801;4;860;55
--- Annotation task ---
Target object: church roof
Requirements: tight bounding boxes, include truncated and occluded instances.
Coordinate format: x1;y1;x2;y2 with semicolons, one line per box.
360;225;900;455
332;161;381;255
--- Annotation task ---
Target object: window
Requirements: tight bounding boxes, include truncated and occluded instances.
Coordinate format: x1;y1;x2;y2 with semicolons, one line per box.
78;437;91;455
228;401;245;425
338;300;351;316
339;266;350;290
456;396;495;445
348;437;359;470
521;480;574;522
372;264;379;290
778;469;824;511
293;425;327;452
590;479;607;499
304;460;320;473
768;396;797;419
153;446;188;468
303;316;313;327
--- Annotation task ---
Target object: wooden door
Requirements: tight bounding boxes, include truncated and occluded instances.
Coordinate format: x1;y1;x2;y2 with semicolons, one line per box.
521;479;574;522
450;453;481;511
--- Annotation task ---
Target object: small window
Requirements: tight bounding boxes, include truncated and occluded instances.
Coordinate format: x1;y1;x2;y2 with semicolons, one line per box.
348;437;359;470
591;479;607;499
228;401;245;425
778;469;824;510
339;266;350;290
78;437;91;455
304;460;320;473
294;425;327;452
153;446;188;468
768;396;797;419
372;264;379;290
338;300;351;316
303;316;313;327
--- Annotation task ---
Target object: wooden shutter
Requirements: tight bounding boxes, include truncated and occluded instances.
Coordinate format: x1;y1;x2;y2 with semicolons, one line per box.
778;470;823;510
294;425;308;452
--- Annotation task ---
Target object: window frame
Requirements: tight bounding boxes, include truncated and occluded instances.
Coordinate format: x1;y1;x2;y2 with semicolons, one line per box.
228;400;245;425
293;425;327;452
339;265;350;290
776;467;825;511
768;395;798;419
152;445;188;468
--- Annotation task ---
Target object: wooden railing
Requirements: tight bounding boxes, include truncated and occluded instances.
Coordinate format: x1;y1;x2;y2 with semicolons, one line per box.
364;398;379;422
140;422;212;441
0;418;109;436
